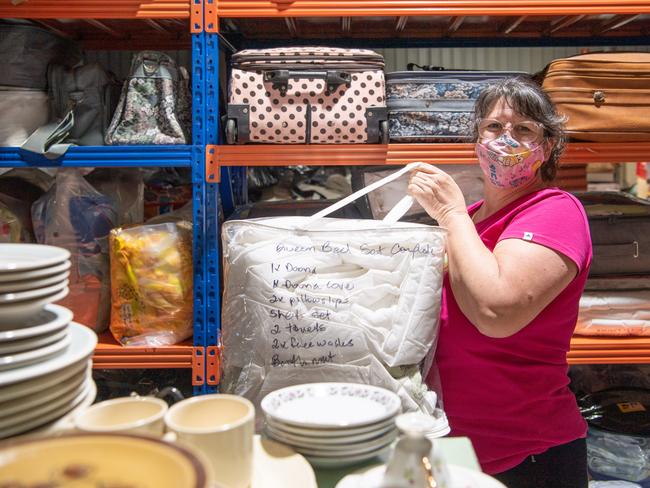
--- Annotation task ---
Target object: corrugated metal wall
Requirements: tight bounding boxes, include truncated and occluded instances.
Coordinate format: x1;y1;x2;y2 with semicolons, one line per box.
84;46;649;78
377;45;650;73
84;51;191;78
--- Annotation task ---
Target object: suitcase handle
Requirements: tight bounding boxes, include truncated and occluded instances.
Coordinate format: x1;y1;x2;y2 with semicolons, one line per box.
263;69;350;95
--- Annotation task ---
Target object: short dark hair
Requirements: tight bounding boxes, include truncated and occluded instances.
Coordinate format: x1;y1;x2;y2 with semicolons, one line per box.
472;76;567;183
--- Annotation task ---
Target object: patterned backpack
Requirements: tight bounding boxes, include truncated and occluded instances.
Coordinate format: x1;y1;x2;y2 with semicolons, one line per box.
106;51;191;145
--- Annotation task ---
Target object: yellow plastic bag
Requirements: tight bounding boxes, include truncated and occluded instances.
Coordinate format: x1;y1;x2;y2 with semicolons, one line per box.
109;221;193;346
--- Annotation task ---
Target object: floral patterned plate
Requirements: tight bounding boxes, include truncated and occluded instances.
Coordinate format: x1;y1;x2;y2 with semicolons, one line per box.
261;383;401;429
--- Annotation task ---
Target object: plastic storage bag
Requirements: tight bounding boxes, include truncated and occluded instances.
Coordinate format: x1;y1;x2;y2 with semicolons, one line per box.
32;168;116;332
580;388;650;484
221;164;447;415
109;220;193;346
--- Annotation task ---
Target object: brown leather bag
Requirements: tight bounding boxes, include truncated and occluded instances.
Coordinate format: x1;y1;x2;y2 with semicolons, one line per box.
541;52;650;142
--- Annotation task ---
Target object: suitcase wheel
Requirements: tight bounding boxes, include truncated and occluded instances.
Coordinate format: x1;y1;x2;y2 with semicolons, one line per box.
380;120;389;144
225;118;237;144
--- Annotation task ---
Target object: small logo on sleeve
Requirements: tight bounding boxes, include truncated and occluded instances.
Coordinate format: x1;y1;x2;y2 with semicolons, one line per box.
523;232;534;241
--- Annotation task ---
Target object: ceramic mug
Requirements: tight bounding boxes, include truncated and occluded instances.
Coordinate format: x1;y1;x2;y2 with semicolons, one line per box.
74;395;168;436
164;394;255;488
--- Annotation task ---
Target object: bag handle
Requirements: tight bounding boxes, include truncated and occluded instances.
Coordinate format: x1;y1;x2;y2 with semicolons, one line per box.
303;162;423;227
263;69;350;95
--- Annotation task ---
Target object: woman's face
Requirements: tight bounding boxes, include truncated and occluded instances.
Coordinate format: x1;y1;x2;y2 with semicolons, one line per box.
479;97;545;146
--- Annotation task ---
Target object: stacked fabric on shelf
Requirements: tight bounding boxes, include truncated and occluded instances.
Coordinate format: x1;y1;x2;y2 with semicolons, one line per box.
577;290;650;337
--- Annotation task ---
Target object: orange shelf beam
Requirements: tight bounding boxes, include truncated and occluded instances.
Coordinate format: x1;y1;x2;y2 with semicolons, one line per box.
215;1;650;18
568;336;650;364
207;142;650;181
568;356;650;364
92;332;195;369
0;1;190;19
570;336;650;351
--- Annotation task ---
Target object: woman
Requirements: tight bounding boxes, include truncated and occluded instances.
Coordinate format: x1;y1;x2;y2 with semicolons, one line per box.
408;76;591;488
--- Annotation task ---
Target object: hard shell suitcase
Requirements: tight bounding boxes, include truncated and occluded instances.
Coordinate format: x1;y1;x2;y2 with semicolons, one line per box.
575;191;650;277
386;70;525;142
541;52;650;142
226;47;388;144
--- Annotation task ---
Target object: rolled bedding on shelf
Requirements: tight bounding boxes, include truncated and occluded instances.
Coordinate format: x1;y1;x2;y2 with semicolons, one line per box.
576;290;650;336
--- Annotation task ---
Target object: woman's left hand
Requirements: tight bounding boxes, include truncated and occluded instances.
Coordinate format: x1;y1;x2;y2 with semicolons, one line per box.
408;163;467;226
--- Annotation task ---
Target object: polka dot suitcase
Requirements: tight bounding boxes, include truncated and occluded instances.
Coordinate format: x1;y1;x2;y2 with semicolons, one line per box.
226;47;388;144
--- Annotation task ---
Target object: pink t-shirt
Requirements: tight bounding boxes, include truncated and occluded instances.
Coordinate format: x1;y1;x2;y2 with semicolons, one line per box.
429;187;591;474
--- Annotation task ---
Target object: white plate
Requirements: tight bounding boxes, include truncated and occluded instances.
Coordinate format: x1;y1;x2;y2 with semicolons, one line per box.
0;379;94;439
265;414;395;438
0;332;70;371
0;304;72;337
290;436;395;458
0;367;87;418
334;464;507;488
15;380;97;440
0;279;68;304
265;421;396;446
425;424;451;439
305;445;392;469
0;244;69;273
252;436;317;488
0;287;68;324
0;327;68;355
0;260;71;283
266;428;397;455
0;372;87;427
0;270;70;293
262;383;401;429
0;323;96;387
0;360;89;403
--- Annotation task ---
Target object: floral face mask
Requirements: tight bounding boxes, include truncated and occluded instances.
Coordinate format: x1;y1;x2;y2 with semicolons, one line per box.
476;134;546;188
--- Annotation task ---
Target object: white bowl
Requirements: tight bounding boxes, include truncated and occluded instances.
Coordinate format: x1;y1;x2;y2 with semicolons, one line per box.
0;287;68;325
262;383;401;429
0;244;69;273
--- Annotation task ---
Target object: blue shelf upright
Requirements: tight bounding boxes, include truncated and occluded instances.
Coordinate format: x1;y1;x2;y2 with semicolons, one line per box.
204;20;221;393
192;25;209;396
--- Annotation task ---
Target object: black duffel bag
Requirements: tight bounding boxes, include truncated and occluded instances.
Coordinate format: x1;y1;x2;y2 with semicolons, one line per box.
0;20;81;90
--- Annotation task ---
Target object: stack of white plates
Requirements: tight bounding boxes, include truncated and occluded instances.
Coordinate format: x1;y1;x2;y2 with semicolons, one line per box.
261;383;402;468
0;244;71;324
0;321;97;439
0;244;97;439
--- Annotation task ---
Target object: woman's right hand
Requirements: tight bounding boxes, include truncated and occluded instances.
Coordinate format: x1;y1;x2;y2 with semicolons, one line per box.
407;163;468;226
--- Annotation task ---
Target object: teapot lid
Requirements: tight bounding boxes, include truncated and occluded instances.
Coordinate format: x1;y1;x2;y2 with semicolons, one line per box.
396;412;438;437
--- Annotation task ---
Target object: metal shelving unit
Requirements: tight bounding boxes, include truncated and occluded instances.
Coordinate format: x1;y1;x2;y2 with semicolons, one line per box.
0;146;193;168
0;0;216;394
2;1;646;392
209;1;650;366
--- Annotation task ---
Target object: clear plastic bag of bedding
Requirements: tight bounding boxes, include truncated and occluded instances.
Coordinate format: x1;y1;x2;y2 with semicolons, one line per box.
32;168;117;332
221;164;447;418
